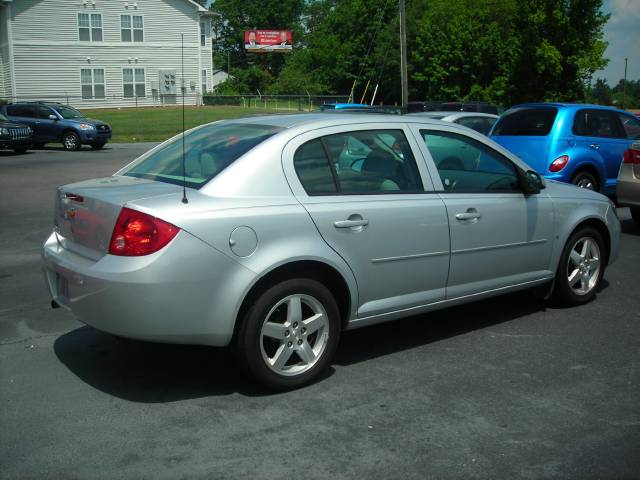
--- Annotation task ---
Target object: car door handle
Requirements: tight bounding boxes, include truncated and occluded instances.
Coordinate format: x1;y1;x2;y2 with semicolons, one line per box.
455;209;481;221
333;219;369;228
589;144;600;150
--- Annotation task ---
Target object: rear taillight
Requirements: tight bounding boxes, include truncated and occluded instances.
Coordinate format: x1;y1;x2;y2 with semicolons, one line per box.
549;155;569;172
623;147;640;165
109;207;180;256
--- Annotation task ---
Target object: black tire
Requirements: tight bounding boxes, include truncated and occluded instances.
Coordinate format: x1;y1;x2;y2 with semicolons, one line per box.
33;143;45;149
13;148;27;154
235;278;341;390
571;170;599;191
62;131;81;151
91;141;106;150
552;227;606;306
631;208;640;225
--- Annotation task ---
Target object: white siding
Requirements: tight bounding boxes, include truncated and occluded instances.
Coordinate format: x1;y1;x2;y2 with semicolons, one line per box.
9;0;213;107
0;3;11;98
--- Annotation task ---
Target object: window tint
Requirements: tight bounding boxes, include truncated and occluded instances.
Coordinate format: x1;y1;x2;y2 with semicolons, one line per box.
421;130;520;193
123;123;282;189
492;107;558;136
34;106;53;119
572;109;625;138
294;130;423;195
618;114;640;139
6;105;31;117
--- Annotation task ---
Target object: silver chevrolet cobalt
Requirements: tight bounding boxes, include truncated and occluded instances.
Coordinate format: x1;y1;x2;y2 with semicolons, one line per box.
43;114;620;389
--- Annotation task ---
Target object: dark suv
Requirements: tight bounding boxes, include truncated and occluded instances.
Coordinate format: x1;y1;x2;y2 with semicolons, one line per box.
1;102;112;151
0;111;33;154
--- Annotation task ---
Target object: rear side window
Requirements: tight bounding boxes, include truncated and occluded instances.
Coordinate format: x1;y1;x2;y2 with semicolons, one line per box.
123;123;282;189
455;116;496;135
293;130;423;195
618;114;640;140
572;109;625;138
492;107;558;136
6;105;33;117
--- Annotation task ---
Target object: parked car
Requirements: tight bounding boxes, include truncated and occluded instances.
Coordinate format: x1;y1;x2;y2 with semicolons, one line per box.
1;102;112;151
408;111;498;135
407;101;499;114
0;112;32;154
42;114;620;390
617;140;640;224
490;103;640;195
318;103;371;111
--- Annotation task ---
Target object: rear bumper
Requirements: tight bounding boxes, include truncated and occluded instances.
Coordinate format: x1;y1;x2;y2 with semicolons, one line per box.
42;230;256;346
616;178;640;208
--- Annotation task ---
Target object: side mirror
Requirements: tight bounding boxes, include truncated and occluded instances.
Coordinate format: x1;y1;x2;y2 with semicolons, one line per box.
522;170;544;194
48;115;58;121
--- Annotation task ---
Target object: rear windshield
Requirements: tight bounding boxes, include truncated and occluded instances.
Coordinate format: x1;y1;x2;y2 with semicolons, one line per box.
492;107;558;136
122;123;282;189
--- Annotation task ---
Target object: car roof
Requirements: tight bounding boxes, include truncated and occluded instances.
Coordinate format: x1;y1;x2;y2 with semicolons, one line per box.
509;102;630;114
407;111;498;119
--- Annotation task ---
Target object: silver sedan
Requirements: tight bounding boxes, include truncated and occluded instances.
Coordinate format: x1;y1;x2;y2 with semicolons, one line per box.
407;111;499;135
42;114;620;390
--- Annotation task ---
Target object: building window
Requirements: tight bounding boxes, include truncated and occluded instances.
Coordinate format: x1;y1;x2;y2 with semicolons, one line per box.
201;69;207;93
123;68;145;97
78;13;102;42
81;69;105;99
200;21;206;46
121;15;144;42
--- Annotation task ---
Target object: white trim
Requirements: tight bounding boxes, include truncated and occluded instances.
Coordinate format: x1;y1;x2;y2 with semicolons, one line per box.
122;66;146;98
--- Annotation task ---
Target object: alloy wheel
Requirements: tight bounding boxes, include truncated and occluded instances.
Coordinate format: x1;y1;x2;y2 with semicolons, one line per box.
259;294;329;377
566;236;601;296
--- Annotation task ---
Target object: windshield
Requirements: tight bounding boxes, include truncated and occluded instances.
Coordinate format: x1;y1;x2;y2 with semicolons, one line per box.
0;113;7;122
492;107;558;136
55;106;84;119
122;123;283;189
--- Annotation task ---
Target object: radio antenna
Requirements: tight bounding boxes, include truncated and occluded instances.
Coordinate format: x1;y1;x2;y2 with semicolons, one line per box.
181;33;189;204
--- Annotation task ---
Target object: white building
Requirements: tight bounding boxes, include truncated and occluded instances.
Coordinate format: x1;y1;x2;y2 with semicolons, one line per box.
0;0;216;108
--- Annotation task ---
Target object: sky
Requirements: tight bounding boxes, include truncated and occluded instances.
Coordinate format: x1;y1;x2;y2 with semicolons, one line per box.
596;0;640;85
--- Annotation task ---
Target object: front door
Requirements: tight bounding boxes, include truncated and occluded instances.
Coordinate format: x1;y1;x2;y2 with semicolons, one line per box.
411;126;555;298
282;124;451;318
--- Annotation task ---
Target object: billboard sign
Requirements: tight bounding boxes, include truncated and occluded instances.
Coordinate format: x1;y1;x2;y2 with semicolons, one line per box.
244;30;292;53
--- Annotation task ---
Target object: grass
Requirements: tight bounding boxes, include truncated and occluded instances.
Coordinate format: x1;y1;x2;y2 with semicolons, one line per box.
79;104;308;143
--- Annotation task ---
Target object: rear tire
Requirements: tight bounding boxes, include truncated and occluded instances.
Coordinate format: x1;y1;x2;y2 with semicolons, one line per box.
552;227;606;305
62;131;81;151
571;171;599;191
235;278;340;390
631;208;640;225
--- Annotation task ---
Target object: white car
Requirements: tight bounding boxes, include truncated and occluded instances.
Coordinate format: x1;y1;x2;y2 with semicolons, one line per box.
407;111;498;135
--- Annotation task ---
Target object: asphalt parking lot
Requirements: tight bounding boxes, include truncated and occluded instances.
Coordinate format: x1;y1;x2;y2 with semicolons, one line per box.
1;144;639;479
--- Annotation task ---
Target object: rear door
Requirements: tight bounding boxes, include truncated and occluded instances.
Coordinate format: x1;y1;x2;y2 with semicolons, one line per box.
572;108;629;193
282;123;451;318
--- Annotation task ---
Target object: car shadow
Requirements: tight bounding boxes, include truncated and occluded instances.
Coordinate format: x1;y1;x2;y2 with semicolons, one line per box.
54;289;553;402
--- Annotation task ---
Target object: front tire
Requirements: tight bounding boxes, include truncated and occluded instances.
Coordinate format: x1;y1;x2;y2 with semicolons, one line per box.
62;131;81;151
236;278;340;390
13;147;27;154
571;171;599;191
91;141;106;150
631;208;640;225
552;227;606;305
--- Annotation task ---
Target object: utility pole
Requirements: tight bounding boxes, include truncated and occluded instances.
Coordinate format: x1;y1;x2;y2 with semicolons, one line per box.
623;57;628;110
399;0;408;107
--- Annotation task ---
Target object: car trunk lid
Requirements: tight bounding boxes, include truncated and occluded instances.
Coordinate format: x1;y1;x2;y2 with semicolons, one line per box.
54;176;183;260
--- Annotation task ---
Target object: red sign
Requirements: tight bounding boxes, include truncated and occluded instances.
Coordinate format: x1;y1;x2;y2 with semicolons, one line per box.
245;30;292;53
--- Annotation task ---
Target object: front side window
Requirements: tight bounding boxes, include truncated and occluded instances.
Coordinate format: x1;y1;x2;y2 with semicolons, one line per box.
121;15;143;42
492;107;558;136
421;130;520;193
81;68;105;99
78;13;102;42
572;109;625;138
618;113;640;140
123;68;145;97
294;130;423;195
123;123;283;189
